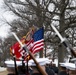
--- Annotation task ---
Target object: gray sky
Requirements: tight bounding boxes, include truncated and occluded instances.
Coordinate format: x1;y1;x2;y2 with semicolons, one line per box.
0;0;13;39
0;0;55;39
0;0;9;38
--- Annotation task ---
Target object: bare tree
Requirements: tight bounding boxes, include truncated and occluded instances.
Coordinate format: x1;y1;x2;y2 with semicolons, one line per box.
1;0;76;67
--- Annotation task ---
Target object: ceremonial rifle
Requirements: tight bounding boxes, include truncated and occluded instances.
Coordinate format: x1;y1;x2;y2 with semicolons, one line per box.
51;25;76;57
12;32;47;75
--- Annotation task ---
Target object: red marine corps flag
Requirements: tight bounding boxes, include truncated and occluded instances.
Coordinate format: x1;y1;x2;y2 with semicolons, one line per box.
10;27;35;60
10;27;44;60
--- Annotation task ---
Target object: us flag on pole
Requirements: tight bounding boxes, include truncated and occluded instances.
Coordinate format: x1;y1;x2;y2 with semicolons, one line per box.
10;27;44;60
32;27;44;53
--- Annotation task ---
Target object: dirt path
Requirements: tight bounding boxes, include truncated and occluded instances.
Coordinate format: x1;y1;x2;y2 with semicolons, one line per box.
0;70;8;75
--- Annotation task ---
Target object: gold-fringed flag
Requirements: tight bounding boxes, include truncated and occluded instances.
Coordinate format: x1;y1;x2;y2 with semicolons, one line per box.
10;27;35;60
10;27;44;60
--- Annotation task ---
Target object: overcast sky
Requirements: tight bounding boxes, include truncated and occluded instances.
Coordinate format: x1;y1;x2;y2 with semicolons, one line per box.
0;0;56;39
0;0;12;39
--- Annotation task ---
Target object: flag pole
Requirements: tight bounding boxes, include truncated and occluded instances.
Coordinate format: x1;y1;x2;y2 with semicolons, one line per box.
26;58;29;75
12;32;47;75
12;49;18;75
22;53;26;74
12;32;28;74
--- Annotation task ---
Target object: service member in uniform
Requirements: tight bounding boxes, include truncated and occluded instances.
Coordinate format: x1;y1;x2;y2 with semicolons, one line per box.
28;58;49;75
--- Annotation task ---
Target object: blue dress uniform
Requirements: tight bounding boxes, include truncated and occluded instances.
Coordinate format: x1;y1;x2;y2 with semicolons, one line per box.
28;58;49;75
58;70;68;75
45;66;55;75
59;63;70;75
7;73;15;75
31;73;42;75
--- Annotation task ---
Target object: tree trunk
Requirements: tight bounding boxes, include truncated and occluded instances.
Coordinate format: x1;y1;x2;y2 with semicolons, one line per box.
58;0;66;68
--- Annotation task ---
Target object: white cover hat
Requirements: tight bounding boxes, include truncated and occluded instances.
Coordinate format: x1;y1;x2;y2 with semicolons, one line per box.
5;60;22;67
28;58;49;66
59;62;76;70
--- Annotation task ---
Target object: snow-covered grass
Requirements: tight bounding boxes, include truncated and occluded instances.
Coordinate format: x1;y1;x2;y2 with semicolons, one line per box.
0;67;6;72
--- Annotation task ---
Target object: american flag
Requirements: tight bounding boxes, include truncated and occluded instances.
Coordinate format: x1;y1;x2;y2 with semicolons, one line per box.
32;27;44;53
10;27;44;60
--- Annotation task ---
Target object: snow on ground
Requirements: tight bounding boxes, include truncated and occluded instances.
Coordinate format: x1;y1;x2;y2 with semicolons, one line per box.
0;67;6;72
